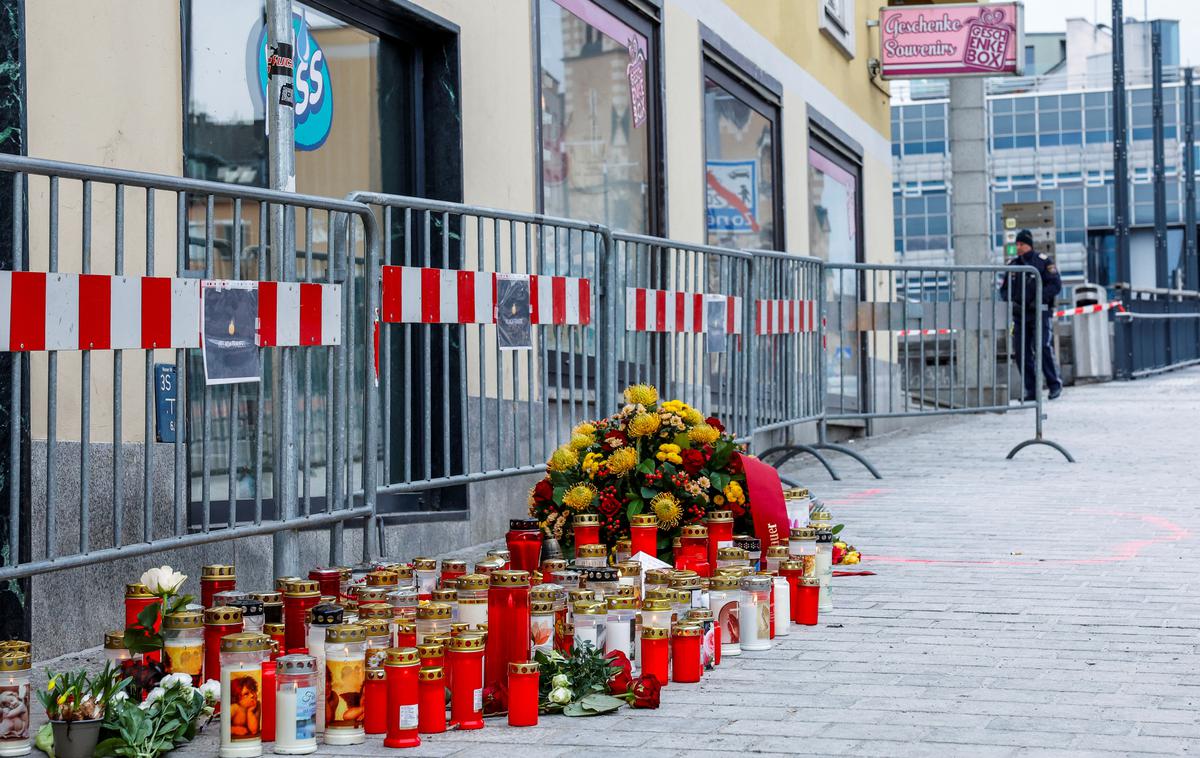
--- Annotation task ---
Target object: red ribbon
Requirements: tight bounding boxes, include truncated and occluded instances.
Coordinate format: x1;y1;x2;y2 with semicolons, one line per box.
736;453;789;548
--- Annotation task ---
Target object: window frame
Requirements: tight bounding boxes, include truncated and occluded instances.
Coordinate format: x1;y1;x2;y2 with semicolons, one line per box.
700;51;785;252
819;0;856;59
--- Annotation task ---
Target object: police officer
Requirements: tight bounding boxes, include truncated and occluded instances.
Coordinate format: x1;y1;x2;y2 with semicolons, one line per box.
1000;229;1063;401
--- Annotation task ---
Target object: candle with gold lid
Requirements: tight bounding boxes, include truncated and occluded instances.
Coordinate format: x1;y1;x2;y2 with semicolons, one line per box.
704;509;734;567
573;513;601;554
204;606;244;687
250;591;283;625
0;651;32;757
308;567;342;600
103;630;136;665
383;647;420;748
483;570;530;692
124;582;160;662
365;569;398;594
575;543;608;569
530;600;555;654
411;558;437;601
614;538;633;564
218;632;270;758
282;581;320;653
764;545;791;574
474;557;506;576
362;619;392;668
201;564;237;608
323;624;368;745
486;548;511;569
417;667;446;734
716;546;750;570
163;609;204;678
629;513;658;558
415;603;452;644
440;559;467;587
455;574;489;629
539;558;567;576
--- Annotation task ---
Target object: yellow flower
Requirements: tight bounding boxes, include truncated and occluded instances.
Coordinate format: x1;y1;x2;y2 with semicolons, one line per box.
650;492;682;528
623;384;658;406
606;447;639;476
723;481;746;504
47;677;56;692
683;408;705;426
628;412;661;437
688;423;720;445
660;399;690;416
548;446;579;472
569;433;595;451
563;483;597;511
655;443;682;465
582;451;604;477
713;494;725;506
573;422;597;437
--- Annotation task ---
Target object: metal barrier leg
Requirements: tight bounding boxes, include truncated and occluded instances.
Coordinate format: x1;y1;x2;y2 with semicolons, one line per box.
810;419;883;479
1007;305;1075;463
1006;437;1075;462
758;444;841;481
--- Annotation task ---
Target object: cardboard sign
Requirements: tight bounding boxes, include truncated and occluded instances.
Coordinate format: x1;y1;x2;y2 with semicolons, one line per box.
201;281;261;385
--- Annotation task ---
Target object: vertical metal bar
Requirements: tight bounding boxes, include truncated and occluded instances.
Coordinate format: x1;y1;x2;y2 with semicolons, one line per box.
1112;0;1131;291
524;221;534;470
255;202;267;525
8;173;21;564
381;206;391;485
1151;21;1168;288
113;184;127;542
553;225;563;445
324;208;336;545
493;218;501;469
442;211;451;476
174;192;186;537
46;176;58;560
424;213;434;482
403;208;412;483
918;269;927;409
302;207;312;517
361;208;382;561
80;181;91;554
1185;67;1198;292
476;214;485;475
142;188;154;549
201;195;213;532
229;198;242;529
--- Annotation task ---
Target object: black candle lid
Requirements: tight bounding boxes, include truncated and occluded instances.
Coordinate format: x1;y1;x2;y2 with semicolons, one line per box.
510;518;540;530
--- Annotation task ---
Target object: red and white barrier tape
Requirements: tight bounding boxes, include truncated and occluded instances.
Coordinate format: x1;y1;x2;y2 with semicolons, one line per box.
1054;301;1126;319
0;272;340;352
895;328;956;337
380;266;590;326
625;287;743;334
754;299;818;335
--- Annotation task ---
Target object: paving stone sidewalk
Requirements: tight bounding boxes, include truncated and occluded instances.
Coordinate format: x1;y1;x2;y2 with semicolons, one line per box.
169;369;1200;755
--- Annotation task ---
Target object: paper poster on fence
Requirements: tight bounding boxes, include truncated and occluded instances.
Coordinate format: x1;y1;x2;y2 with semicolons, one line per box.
705;295;728;354
495;274;532;350
202;280;261;385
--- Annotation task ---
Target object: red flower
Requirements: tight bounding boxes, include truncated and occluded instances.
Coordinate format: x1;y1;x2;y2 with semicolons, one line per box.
606;650;633;695
482;681;508;714
833;544;846;564
726;455;743;475
604;430;628;448
680;448;706;475
705;416;725;433
533;478;554;504
630;674;662;708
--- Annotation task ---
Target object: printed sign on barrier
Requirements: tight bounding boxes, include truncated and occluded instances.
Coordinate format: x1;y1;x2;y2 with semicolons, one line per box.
706;160;759;235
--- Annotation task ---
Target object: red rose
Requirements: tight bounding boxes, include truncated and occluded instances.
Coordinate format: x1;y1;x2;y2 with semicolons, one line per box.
533;478;554;504
680;448;706;475
833;544;846;564
482;681;508;714
726;456;743;475
705;416;725;433
606;650;633;694
630;674;662;708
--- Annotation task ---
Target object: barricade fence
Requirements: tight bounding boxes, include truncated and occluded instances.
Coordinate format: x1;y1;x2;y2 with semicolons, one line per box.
0;154;1073;581
1113;290;1200;379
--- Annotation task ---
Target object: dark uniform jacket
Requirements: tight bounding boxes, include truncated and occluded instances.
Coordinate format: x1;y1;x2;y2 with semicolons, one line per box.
1000;251;1062;313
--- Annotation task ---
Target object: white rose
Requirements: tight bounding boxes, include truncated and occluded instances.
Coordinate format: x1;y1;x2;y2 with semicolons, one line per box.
551;674;570;688
548;686;572;705
143;687;165;707
199;680;221;702
140;565;187;596
172;673;192;689
159;674;179;690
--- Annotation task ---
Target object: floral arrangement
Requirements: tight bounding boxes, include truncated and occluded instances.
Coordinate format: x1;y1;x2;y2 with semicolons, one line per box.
528;384;751;558
124;565;193;657
36;663;130;722
534;646;660;716
93;673;219;758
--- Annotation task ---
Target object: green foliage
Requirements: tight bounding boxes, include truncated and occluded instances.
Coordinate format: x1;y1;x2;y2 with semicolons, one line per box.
533;645;623;716
38;663;130;721
625;498;643;518
96;679;213;758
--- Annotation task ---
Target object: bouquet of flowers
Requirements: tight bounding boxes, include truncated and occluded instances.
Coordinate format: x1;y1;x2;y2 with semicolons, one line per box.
528;384;752;559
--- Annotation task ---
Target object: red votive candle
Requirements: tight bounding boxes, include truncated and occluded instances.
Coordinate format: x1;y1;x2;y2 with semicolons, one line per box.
262;658;276;742
395;620;417;649
282;580;320;653
573;514;600;557
440;559;467;588
630;514;658;558
506;519;544;574
447;632;486;729
202;606;242;688
705;510;734;568
264;623;285;661
200;565;236;609
640;626;669;686
779;560;806;624
797;576;820;625
418;642;445;673
384;647;420;748
364;668;387;735
672;624;702;683
507;661;540;727
308;566;342;600
417;667;446;734
677;524;712;577
484;570;530;692
124;583;161;664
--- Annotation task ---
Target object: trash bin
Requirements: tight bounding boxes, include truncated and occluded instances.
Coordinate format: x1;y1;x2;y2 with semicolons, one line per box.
1071;283;1112;381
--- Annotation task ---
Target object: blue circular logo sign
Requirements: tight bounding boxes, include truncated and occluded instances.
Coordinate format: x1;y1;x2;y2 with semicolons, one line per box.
256;12;333;151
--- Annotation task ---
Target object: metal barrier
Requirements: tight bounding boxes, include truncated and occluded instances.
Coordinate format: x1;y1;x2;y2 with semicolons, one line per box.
348;192;607;517
610;233;753;439
0;154;378;581
821;262;1073;464
1113;289;1200;378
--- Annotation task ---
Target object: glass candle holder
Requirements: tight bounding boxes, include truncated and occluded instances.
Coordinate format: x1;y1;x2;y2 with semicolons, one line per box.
704;510;734;568
358;601;393;624
431;588;458;620
580;566;619;598
809;506;833;531
394;620;416;649
474;557;505;577
772;575;791;638
677;525;711;577
367;569;400;594
574;543;608;568
364;668;387;735
0;652;31;758
507;661;540;727
214;590;249;609
506;518;544;575
486;548;511;569
707;575;741;658
417;667;446;734
323;624;367;745
788;528;817;577
412;558;438;601
550;569;581;590
671;624;702;683
756;570;777;639
573;513;601;553
363;619;392;669
572;601;606;652
687;608;717;670
616;561;643;603
391;565;415;589
204;607;244;688
605;597;636;663
103;629;137;666
446;632;485;729
415;603;452;644
264;623;286;661
483;570;530;691
386;586;419;624
274;654;318;755
764;545;790;574
125;583;160;663
644;568;674;591
201;564;237;608
454;574;489;629
734;537;762;571
629;514;658;558
282;581;321;654
540;558;567;577
163;609;204;679
228;599;264;634
614;538;632;565
639;626;669;687
383;648;420;748
715;547;749;571
530;600;556;654
815;527;834;612
737;576;772;652
797;577;820;625
250;592;283;626
670;590;692;629
779;560;805;624
670;571;705;609
566;589;596;622
306;603;343;730
218;632;270;758
308;568;343;602
639;598;673;636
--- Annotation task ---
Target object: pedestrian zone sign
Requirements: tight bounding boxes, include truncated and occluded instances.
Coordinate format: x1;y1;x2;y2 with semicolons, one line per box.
706;159;759;235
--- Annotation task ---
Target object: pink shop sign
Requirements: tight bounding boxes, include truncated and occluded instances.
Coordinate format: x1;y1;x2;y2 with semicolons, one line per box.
878;2;1024;79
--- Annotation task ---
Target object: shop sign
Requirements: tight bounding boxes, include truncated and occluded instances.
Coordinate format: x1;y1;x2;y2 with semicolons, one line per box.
253;10;334;150
878;2;1024;79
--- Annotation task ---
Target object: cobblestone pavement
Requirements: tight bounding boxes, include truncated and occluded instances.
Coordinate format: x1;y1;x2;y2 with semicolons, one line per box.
170;369;1200;755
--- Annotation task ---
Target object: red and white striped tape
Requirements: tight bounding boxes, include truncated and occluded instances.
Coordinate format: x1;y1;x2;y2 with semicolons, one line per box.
1054;301;1125;319
754;299;818;335
625;288;743;334
895;328;956;337
379;266;591;326
0;272;341;351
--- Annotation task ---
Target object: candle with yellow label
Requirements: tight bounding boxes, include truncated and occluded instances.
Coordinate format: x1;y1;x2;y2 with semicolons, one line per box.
219;633;270;758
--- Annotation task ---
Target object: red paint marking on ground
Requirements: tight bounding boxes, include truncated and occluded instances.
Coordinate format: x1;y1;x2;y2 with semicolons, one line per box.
825;488;890;505
864;509;1192;568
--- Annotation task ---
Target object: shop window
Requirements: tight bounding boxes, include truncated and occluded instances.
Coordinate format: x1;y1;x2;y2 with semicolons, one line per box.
702;58;782;250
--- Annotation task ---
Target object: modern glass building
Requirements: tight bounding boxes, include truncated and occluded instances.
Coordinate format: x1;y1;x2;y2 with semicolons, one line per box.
891;18;1189;291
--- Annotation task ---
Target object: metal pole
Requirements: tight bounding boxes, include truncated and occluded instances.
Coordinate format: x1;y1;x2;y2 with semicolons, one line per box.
1112;0;1131;293
1151;20;1168;288
266;0;299;578
1185;67;1197;292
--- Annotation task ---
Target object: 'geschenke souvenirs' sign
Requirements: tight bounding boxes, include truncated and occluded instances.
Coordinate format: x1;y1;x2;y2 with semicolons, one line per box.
878;2;1024;79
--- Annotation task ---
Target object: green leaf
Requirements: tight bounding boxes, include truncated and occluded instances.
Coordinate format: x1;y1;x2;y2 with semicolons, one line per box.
562;701;591;716
625;499;643;518
34;723;54;757
135;602;162;631
578;693;626;714
94;736;127;757
831;524;844;535
552;486;567;505
639;486;658;500
709;472;730;492
635;458;655;475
